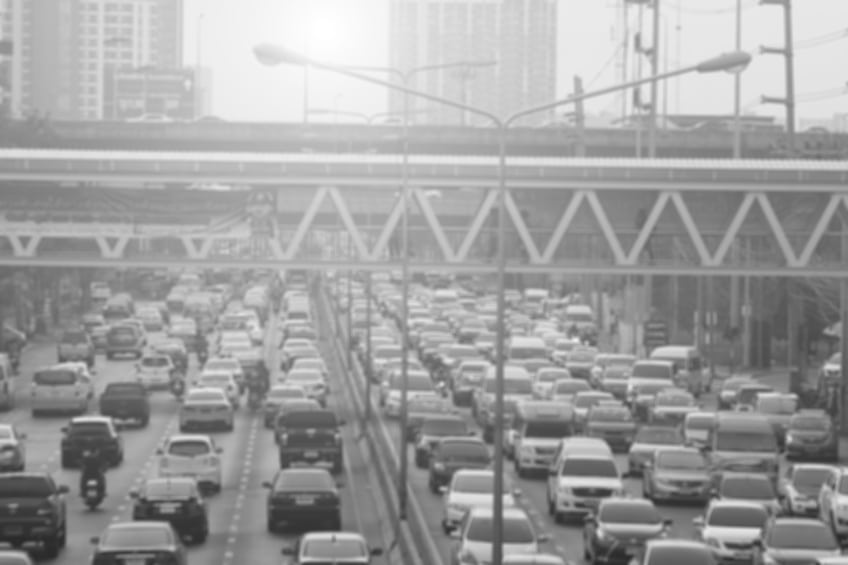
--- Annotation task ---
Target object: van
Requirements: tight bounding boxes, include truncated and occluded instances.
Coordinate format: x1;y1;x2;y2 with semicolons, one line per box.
562;304;595;332
649;345;706;397
706;412;780;483
508;400;575;476
0;354;14;409
31;365;90;416
507;337;549;374
522;288;549;319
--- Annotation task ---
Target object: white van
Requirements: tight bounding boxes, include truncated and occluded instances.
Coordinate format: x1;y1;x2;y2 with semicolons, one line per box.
562;304;595;332
649;345;706;396
0;353;14;409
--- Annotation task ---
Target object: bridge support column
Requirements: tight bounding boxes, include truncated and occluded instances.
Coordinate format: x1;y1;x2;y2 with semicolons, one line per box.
180;236;215;260
95;236;130;259
8;235;41;258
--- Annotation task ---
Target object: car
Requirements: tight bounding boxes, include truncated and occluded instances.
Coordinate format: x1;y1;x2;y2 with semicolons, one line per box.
282;369;329;407
194;370;240;407
281;531;382;564
451;360;491;406
818;466;848;542
649;389;697;425
263;468;342;533
60;416;123;468
263;384;308;427
682;411;715;448
130;477;209;543
55;361;97;399
754;392;798;448
712;472;780;515
0;473;68;558
635;539;715;565
156;435;223;493
428;436;492;494
584;403;637;453
136;307;165;332
441;469;520;534
753;517;841;564
57;328;95;366
582;498;672;564
414;415;471;469
151;339;189;372
290;357;329;379
446;506;548;563
202;357;246;392
546;453;624;523
381;370;439;418
99;381;151;427
692;499;768;564
135;354;176;391
0;424;26;471
642;446;711;503
0;550;33;565
533;367;571;399
779;463;834;517
90;521;187;565
717;377;757;410
277;408;345;473
406;396;456;440
547;378;591;403
272;399;322;443
179;387;234;432
626;425;684;476
786;409;839;461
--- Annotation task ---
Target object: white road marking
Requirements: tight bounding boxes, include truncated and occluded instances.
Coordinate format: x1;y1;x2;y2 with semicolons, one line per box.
222;414;259;564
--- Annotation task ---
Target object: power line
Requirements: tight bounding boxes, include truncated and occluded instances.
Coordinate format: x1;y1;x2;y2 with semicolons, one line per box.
794;27;848;50
585;44;624;91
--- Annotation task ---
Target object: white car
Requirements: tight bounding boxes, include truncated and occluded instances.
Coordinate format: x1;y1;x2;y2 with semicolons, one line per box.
546;454;624;522
179;387;234;432
819;466;848;540
204;357;245;389
447;506;547;564
263;384;308;428
693;499;769;563
290;357;329;379
195;370;240;407
156;434;222;493
281;369;328;407
780;463;834;517
548;378;590;403
381;371;439;419
54;361;96;400
135;354;175;390
533;367;570;399
441;469;520;534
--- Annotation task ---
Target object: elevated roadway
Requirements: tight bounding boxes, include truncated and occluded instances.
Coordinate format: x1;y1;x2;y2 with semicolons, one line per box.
12;120;848;160
0;150;846;277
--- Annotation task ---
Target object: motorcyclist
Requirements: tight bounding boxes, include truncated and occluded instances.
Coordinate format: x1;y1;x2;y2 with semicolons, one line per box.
79;447;107;498
196;331;209;365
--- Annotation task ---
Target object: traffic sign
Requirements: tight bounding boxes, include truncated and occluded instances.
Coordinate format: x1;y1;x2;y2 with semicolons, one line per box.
643;319;669;348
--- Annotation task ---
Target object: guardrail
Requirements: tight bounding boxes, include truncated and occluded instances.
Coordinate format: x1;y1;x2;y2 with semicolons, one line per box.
315;281;444;565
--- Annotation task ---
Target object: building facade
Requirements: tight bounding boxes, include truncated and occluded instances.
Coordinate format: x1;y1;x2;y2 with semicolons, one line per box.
389;0;557;126
2;0;184;120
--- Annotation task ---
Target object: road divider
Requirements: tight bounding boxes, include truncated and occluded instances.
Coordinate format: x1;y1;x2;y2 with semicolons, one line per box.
315;282;443;565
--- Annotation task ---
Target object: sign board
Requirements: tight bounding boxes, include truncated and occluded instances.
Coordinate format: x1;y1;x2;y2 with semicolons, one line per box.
106;67;196;121
643;319;669;349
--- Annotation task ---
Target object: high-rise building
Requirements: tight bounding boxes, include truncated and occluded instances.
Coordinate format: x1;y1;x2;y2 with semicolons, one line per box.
389;0;558;126
5;0;183;120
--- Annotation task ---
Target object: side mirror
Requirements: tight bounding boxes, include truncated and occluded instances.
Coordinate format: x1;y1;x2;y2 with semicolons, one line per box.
281;546;295;555
663;518;673;528
56;485;69;495
262;481;273;489
692;516;704;528
370;548;384;556
90;536;99;545
584;514;597;526
129;488;139;499
438;486;448;495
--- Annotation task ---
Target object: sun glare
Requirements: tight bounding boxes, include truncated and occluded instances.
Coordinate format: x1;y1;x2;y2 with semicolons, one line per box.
305;16;344;61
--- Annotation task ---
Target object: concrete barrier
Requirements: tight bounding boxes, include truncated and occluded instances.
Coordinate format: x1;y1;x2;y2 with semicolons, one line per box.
315;284;444;565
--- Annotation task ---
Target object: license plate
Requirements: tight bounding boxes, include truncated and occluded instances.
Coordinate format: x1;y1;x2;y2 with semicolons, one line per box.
3;526;21;536
157;503;179;514
304;451;319;459
124;559;145;565
295;496;314;505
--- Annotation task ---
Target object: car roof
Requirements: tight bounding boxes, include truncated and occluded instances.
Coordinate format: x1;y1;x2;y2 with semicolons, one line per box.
104;521;172;533
166;434;212;444
301;531;367;544
707;499;768;511
646;539;711;551
468;506;529;519
71;416;111;424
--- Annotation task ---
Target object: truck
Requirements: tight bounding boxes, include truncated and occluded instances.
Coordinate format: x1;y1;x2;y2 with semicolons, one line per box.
0;472;68;558
276;409;345;474
99;382;150;427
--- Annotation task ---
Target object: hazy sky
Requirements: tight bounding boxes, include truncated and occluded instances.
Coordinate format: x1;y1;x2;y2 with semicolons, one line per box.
183;0;848;124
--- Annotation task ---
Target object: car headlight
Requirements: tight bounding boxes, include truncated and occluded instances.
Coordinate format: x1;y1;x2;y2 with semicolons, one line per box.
703;537;722;549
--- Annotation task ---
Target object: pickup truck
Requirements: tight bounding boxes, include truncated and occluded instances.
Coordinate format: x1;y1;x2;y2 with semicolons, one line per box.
99;382;150;427
0;472;68;558
277;409;345;474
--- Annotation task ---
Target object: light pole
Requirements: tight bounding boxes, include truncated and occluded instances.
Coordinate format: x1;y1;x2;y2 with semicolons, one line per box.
254;43;750;565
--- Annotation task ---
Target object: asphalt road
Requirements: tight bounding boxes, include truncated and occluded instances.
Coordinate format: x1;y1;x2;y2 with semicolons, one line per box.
4;309;384;564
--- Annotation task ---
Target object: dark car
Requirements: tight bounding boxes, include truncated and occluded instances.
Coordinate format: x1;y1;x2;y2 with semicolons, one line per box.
263;468;342;534
130;477;209;544
428;436;491;494
414;415;471;469
60;416;124;468
785;410;838;462
583;498;672;564
99;382;150;428
585;405;637;453
642;447;711;504
90;521;187;565
277;409;345;474
272;399;322;443
0;473;68;559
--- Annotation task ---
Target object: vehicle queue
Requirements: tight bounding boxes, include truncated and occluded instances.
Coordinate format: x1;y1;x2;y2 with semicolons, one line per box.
332;271;848;565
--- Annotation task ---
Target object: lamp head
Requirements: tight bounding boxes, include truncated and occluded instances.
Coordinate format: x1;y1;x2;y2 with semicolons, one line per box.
696;50;752;74
253;43;309;67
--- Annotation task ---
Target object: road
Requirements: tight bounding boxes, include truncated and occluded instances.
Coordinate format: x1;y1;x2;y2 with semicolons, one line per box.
6;311;385;564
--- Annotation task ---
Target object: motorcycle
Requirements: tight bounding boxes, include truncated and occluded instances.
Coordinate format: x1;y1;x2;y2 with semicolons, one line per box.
170;377;185;400
197;349;208;366
83;478;104;510
247;387;263;411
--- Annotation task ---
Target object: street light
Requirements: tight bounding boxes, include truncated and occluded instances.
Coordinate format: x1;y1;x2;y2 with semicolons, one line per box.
254;42;750;565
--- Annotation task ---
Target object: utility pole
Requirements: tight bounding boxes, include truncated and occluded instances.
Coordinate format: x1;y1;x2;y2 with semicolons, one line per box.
729;0;743;358
760;0;797;152
647;0;661;158
573;75;586;157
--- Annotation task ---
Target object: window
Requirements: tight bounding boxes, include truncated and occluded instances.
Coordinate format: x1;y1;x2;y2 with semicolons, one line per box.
560;458;618;478
466;517;535;544
0;477;52;497
599;502;661;524
102;527;172;547
276;471;332;490
167;440;210;457
141;357;170;368
34;370;76;386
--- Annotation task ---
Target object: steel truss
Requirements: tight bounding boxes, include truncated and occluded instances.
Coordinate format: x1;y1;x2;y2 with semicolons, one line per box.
0;151;846;275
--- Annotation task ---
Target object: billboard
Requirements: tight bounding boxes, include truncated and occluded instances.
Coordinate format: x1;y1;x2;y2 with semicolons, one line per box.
105;67;196;121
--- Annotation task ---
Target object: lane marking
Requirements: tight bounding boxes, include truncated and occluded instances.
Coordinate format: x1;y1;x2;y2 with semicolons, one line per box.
222;413;259;565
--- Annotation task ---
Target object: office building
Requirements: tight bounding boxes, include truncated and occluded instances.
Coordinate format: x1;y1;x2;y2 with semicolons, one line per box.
8;0;184;120
389;0;558;126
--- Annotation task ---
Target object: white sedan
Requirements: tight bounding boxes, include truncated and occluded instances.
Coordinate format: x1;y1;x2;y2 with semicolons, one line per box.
156;434;223;493
135;354;175;391
195;370;240;407
179;387;234;432
263;385;308;428
442;469;520;534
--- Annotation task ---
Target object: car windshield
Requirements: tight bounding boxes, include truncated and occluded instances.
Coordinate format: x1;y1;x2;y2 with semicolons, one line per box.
33;370;76;386
554;381;590;395
721;478;775;499
656;451;706;470
269;388;305;400
758;396;797;414
141;357;169;368
608;356;635;367
102;527;172;548
791;416;829;431
167;440;211;457
767;522;838;551
537;370;569;382
277;471;333;491
466;517;535;544
715;431;777;452
482;378;533;395
560;458;618;478
200;375;230;386
567;352;594;363
440;441;489;461
590;409;632;422
635;427;682;445
523;421;573;438
0;477;53;497
632;364;672;378
187;390;225;402
302;539;367;560
61;331;87;343
635;383;673;395
599;502;661;524
453;474;510;494
686;415;715;430
374;346;401;359
575;394;612;408
421;419;467;435
707;505;768;528
656;394;692;407
509;347;547;360
793;467;832;489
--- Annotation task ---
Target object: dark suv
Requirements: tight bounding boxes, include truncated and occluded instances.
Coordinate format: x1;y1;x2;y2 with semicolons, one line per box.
0;472;68;558
60;416;124;468
277;409;345;474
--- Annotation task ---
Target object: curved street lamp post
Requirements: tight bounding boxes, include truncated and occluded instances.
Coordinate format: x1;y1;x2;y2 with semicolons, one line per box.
254;43;751;565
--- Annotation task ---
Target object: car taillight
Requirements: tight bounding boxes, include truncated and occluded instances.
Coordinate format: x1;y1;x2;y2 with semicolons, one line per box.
279;433;288;445
335;433;342;444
